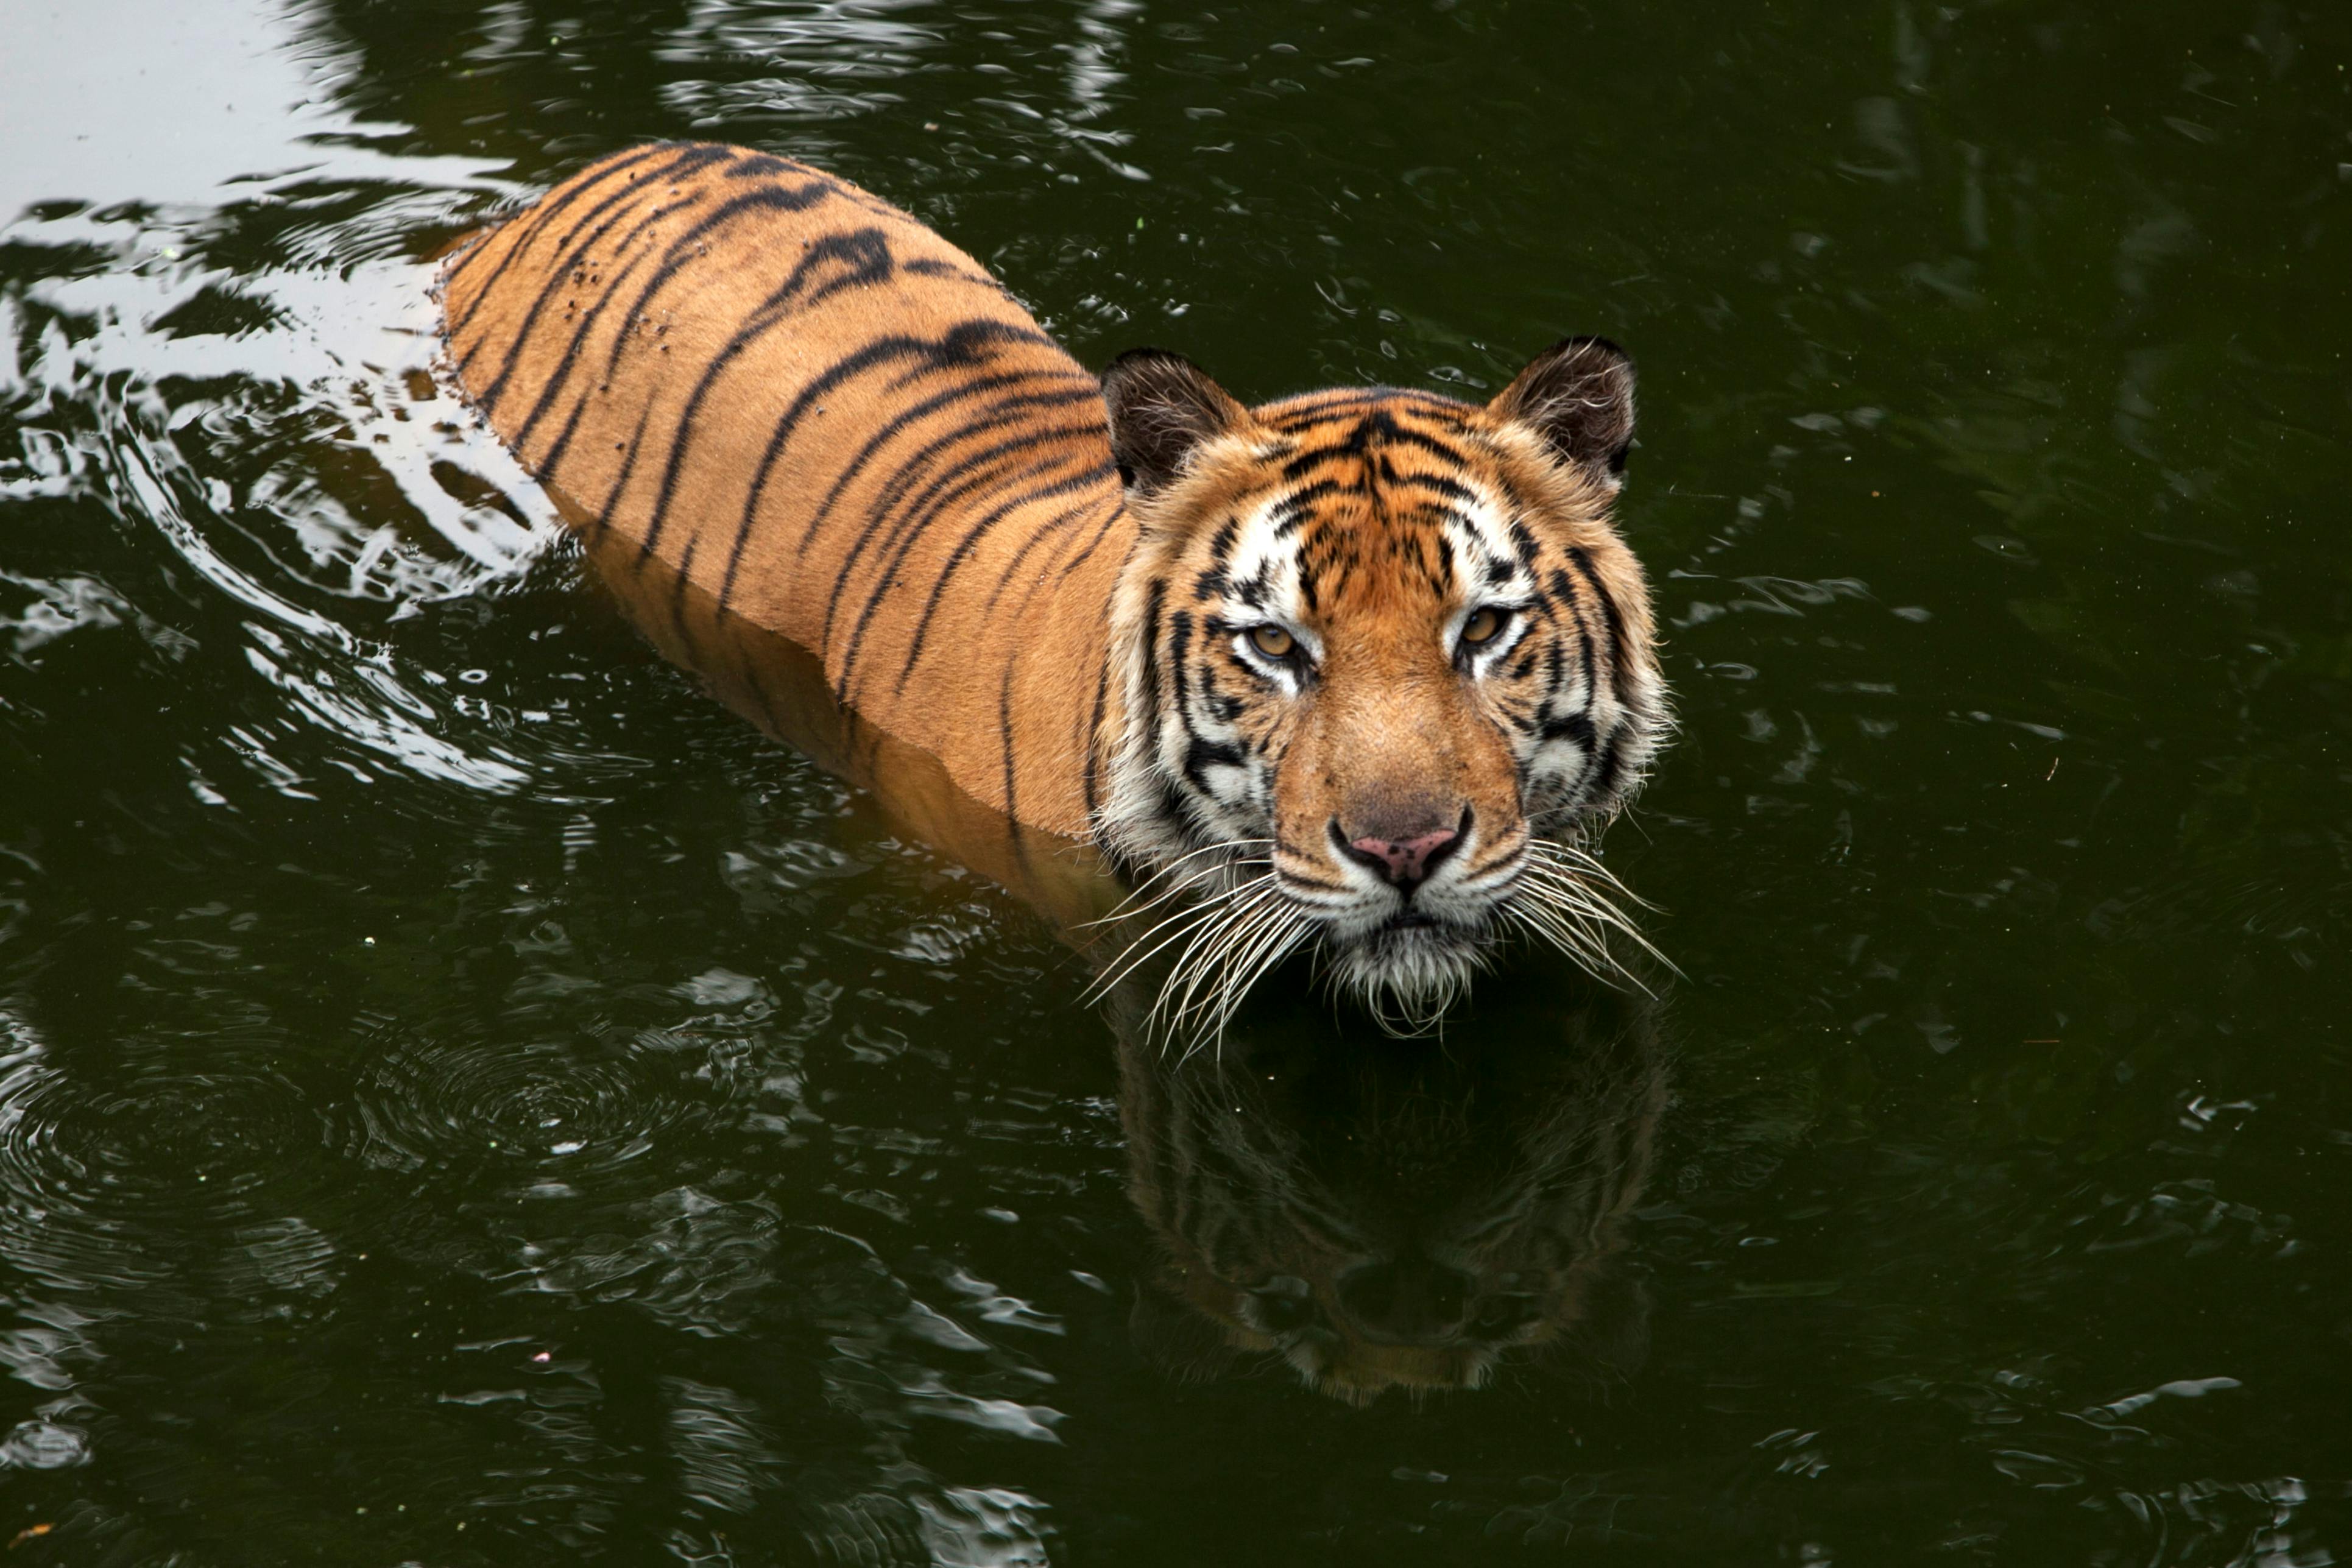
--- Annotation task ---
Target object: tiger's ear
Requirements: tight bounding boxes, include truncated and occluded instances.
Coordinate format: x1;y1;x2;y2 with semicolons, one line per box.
1101;348;1249;495
1487;336;1637;487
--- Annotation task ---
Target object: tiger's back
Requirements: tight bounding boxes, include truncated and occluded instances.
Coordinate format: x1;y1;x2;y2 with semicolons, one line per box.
441;141;1131;836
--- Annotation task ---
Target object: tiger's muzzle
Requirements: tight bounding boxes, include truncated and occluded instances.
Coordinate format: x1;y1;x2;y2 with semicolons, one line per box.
1276;789;1531;1028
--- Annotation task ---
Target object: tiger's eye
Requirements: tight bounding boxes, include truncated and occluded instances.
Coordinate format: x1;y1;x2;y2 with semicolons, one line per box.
1461;607;1506;646
1248;624;1296;660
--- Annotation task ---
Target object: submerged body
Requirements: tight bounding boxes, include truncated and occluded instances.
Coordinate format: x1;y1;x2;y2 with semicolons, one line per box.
442;141;1670;1028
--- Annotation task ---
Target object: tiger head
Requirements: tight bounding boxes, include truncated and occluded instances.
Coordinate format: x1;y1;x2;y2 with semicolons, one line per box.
1095;339;1667;1031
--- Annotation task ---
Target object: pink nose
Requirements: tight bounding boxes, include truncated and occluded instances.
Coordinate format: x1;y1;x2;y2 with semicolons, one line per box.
1346;827;1460;890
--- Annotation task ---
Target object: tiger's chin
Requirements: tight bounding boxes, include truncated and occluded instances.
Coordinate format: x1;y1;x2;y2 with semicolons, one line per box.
1324;916;1494;1038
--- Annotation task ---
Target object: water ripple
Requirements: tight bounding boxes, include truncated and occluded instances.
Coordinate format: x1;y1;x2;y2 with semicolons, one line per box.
345;1028;739;1188
0;1014;333;1294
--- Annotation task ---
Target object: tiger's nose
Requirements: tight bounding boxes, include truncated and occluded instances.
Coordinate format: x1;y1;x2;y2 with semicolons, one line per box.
1335;821;1463;893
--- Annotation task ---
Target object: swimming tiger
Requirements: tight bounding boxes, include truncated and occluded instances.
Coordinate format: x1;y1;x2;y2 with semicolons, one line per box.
439;141;1669;1032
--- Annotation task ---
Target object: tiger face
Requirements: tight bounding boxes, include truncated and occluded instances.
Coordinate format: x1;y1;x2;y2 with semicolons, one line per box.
1096;339;1667;1032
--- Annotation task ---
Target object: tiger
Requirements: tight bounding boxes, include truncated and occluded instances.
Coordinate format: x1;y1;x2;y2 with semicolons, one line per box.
439;140;1669;1033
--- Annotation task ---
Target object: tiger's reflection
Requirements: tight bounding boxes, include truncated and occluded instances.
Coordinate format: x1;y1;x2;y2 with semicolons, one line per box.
1108;965;1665;1404
582;528;1667;1405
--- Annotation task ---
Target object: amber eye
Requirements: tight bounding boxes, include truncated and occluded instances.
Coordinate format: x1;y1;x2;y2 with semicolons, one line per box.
1460;607;1509;648
1247;624;1297;660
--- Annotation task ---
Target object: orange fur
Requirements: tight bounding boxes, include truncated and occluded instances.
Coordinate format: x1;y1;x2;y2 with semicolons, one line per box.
441;141;1670;1023
442;141;1126;836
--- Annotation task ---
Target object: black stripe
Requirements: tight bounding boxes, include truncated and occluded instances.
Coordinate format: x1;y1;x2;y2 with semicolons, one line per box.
668;533;704;665
823;404;1104;657
1198;663;1245;722
1271;479;1341;535
810;374;1097;599
713;320;1055;618
1050;492;1131;579
1564;546;1634;710
1266;388;1474;433
903;256;996;288
1166;609;1196;736
1082;657;1110;826
726;152;805;180
1342;411;1467;466
832;426;1109;648
1538;710;1596;749
491;171;718;432
983;493;1113;612
459;154;672;382
470;143;735;397
1206;515;1240;563
1549;571;1600;713
525;194;732;478
594;395;662;542
999;671;1021;832
885;460;1117;696
1155;777;1196;846
1278;447;1341;484
1137;577;1168;750
1273;409;1472;480
470;154;720;401
1387;470;1476;504
820;386;1102;620
591;176;849;390
793;367;1073;562
447;144;670;337
1265;389;1380;427
1506;518;1541;570
633;228;895;559
1182;736;1245;794
1583;728;1629;807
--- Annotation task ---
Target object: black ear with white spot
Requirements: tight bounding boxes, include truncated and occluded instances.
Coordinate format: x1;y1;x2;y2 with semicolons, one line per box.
1100;348;1248;494
1487;336;1637;485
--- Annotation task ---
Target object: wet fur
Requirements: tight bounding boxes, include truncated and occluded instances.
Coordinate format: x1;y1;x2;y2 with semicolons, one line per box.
440;141;1669;1025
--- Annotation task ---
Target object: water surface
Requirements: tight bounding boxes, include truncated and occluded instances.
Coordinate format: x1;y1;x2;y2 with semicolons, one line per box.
4;1;2351;1563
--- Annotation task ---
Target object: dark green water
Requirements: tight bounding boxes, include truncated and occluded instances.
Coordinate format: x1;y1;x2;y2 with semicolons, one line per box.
5;1;2352;1562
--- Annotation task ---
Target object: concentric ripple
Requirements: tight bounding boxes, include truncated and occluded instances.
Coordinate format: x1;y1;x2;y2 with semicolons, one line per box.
0;1020;333;1294
345;1028;743;1192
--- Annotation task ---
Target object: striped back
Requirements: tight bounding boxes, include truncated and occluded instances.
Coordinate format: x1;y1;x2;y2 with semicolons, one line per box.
443;141;1132;837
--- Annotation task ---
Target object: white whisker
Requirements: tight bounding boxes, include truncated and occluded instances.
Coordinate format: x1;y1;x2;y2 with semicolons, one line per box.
1168;890;1284;1028
1502;837;1680;988
1190;902;1300;1034
1148;879;1284;1047
1085;813;1672;1047
1084;894;1236;1004
1078;839;1273;930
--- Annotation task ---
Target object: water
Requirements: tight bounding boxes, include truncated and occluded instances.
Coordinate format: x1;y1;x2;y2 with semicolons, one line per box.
3;1;2351;1561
